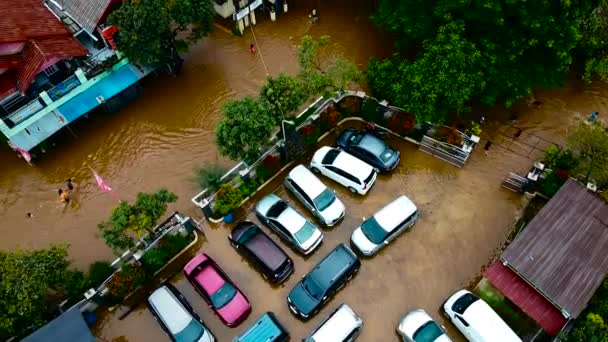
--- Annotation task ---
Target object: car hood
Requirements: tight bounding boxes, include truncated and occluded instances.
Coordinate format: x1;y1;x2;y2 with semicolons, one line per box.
300;228;323;252
288;283;320;317
198;330;215;342
351;227;379;256
216;291;250;326
320;198;345;224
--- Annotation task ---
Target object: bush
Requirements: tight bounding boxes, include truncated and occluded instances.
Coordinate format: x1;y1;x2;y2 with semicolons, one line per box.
64;270;87;300
87;261;115;289
361;98;380;123
538;170;568;197
300;124;319;146
388;111;416;135
319;104;341;132
141;233;190;274
106;263;146;299
337;95;362;116
214;184;244;216
465;121;482;136
434;127;463;146
195;164;226;193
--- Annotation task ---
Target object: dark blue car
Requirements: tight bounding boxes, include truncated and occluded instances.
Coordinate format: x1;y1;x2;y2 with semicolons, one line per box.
337;128;400;172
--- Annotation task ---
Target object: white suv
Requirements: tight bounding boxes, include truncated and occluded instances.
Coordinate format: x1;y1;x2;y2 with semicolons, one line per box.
304;304;363;342
284;165;345;226
310;146;377;195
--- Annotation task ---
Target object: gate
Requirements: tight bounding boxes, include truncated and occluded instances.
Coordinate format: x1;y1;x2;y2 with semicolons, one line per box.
419;135;470;167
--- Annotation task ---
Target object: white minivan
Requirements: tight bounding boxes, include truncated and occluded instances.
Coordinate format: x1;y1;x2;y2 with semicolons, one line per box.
310;146;377;195
304;304;363;342
443;290;522;342
351;195;418;256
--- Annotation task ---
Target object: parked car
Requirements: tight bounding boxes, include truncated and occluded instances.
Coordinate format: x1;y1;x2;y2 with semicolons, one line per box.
303;304;363;342
228;221;294;283
397;309;452;342
310;146;377;195
287;243;361;319
284;164;345;227
233;312;289;342
351;195;418;256
443;290;521;342
337;128;400;172
183;253;251;327
147;284;215;342
255;194;324;255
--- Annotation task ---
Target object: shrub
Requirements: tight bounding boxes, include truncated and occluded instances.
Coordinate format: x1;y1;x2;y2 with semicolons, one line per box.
361;98;380;123
87;261;115;289
337;96;362;116
388;111;416;135
300;124;319;146
214;184;244;216
319;104;341;132
465;121;482;136
106;263;146;299
141;248;170;274
64;270;87;300
538;170;568;197
195;164;226;193
434;127;463;146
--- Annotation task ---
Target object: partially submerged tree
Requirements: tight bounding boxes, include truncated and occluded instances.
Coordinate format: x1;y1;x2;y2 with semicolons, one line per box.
0;246;71;340
567;123;608;186
98;189;178;253
260;74;307;119
108;0;214;70
297;35;361;96
215;97;275;161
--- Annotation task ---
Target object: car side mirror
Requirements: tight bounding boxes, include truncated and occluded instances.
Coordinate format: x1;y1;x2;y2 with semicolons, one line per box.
362;217;366;221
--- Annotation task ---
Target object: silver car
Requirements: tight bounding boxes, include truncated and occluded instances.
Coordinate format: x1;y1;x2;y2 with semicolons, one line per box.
284;165;345;227
255;194;324;255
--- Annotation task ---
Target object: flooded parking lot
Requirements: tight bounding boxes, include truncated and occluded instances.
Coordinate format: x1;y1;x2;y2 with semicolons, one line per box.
94;131;529;341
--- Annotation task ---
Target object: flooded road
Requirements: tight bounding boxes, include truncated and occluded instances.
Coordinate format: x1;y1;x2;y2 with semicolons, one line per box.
0;0;392;267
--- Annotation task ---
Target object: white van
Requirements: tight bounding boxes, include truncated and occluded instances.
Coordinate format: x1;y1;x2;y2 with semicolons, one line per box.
304;304;363;342
351;195;418;256
443;290;521;342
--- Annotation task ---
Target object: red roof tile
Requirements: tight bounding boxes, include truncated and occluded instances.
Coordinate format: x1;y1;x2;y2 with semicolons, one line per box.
0;0;87;92
485;260;568;336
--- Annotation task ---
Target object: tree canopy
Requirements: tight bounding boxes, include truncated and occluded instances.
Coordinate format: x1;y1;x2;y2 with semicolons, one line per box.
108;0;214;67
260;73;307;119
0;246;70;339
215;97;276;161
578;0;608;82
369;0;595;122
98;189;177;253
567;123;608;186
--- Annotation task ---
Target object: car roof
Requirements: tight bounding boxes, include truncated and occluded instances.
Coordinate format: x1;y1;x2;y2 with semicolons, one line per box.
276;205;307;234
311;244;357;287
192;261;227;295
358;134;387;156
309;304;361;341
256;194;282;216
398;309;433;337
288;165;327;199
244;229;289;270
148;286;193;334
374;196;417;231
234;312;286;342
332;149;374;180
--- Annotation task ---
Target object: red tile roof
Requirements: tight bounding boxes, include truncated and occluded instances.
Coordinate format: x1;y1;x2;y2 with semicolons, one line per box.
485;260;568;336
0;0;87;92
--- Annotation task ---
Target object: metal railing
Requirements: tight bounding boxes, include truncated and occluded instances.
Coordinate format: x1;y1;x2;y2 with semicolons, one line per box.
47;75;82;101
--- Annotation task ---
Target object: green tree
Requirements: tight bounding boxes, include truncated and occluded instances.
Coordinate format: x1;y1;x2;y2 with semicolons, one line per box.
215;97;275;161
108;0;214;68
371;0;580;110
0;246;71;339
297;35;362;96
567;123;608;187
578;0;608;82
260;74;307;119
98;189;178;253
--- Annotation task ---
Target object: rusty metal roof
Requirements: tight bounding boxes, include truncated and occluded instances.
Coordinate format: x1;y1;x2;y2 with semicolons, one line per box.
51;0;115;34
502;179;608;318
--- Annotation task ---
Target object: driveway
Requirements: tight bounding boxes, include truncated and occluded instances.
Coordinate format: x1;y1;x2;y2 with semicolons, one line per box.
95;135;527;342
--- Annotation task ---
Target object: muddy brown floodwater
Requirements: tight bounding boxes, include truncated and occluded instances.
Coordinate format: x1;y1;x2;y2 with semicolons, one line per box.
0;0;392;267
1;0;608;341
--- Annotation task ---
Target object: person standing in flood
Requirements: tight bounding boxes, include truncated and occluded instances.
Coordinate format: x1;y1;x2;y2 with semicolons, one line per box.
249;43;256;54
58;189;70;203
66;179;74;191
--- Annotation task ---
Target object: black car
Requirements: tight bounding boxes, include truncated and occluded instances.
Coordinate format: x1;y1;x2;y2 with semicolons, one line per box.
229;221;294;283
287;243;361;319
336;128;400;172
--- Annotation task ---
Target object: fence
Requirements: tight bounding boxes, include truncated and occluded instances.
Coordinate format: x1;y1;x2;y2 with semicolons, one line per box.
47;75;82;101
419;135;471;167
502;172;531;193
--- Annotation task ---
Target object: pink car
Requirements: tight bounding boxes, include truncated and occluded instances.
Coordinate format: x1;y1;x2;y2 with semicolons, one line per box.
184;253;251;327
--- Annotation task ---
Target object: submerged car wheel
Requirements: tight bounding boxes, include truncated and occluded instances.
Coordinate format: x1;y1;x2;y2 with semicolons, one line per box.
311;167;320;174
348;187;357;193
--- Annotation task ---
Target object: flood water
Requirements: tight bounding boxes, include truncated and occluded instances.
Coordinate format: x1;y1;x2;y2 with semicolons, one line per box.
0;1;392;267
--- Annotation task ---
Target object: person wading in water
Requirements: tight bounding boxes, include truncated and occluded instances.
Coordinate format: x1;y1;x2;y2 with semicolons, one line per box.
58;189;70;203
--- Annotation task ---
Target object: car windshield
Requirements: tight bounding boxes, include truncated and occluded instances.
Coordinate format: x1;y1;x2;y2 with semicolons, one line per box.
379;147;395;162
452;293;479;314
313;189;336;211
174;319;205;342
236;225;258;245
210;283;237;309
360;217;389;244
302;276;324;300
321;149;340;164
267;200;287;218
348;133;363;145
294;221;316;245
413;321;444;342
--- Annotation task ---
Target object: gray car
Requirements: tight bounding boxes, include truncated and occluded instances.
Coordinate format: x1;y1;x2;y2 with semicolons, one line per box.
336;129;400;172
255;194;324;255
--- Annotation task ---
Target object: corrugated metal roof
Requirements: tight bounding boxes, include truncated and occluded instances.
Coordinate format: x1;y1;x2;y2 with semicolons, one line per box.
22;308;95;342
485;260;568;336
0;0;87;92
52;0;115;34
502;179;608;318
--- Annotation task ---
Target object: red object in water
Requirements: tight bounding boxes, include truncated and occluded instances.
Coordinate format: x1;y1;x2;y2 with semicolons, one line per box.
249;44;256;54
101;26;120;50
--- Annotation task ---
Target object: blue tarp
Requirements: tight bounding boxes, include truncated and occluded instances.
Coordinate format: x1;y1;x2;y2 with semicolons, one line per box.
22;308;95;342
